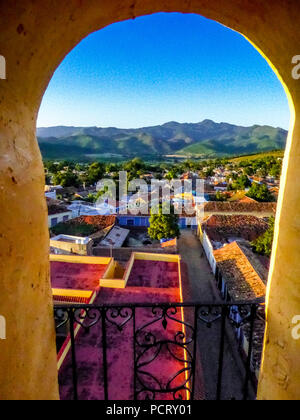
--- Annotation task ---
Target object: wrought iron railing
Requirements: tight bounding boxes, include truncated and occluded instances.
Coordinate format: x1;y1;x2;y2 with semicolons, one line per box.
54;300;265;401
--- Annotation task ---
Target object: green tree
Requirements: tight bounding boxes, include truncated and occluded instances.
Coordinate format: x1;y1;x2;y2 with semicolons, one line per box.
82;193;98;203
57;160;71;171
148;204;180;241
246;183;273;202
215;191;227;201
87;162;105;185
204;167;214;177
165;168;179;181
53;170;80;188
243;166;254;176
232;175;251;190
269;164;281;178
44;161;59;174
123;158;145;180
251;217;275;256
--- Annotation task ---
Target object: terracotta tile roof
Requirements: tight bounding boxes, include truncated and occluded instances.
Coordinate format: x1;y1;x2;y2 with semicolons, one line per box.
213;241;266;301
251;177;264;183
270;187;279;198
213;234;267;374
238;243;269;285
66;215;116;229
47;197;70;215
202;214;269;243
201;201;276;214
238;196;258;203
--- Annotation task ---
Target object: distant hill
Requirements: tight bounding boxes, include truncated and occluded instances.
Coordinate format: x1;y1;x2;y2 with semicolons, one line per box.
37;120;287;160
229;149;284;163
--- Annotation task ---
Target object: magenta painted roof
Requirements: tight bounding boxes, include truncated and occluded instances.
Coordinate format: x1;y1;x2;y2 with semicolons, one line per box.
51;261;107;291
127;260;179;288
57;260;191;400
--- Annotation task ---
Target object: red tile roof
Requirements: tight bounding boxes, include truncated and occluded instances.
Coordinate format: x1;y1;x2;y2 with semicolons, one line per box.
47;197;70;215
213;241;266;300
238;196;258;203
66;215;116;229
202;214;269;243
53;295;91;304
202;201;276;214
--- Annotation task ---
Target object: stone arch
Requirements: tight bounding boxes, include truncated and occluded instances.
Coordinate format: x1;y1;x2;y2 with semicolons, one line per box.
0;0;299;400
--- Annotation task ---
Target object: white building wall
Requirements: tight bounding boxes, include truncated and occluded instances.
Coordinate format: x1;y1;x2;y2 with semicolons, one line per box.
202;231;217;274
45;191;57;200
48;211;73;228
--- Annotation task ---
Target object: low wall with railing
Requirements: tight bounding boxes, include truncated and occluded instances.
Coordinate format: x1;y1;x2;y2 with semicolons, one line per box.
54;300;264;401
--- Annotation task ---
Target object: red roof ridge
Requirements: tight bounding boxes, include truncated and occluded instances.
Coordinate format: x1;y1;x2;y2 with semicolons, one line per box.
213;241;266;300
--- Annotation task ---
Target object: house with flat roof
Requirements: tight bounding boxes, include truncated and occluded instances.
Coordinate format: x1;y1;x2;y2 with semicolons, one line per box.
47;198;74;228
51;254;112;304
99;226;130;248
51;251;187;400
50;234;93;256
118;210;197;229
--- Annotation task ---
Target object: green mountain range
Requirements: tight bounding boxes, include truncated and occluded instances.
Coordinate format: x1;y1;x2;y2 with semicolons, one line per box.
37;120;287;160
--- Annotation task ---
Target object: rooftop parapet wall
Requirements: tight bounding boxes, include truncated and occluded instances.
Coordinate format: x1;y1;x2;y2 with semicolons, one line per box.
100;252;181;289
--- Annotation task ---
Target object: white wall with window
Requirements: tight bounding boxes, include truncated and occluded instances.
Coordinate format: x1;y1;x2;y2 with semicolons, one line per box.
48;211;73;228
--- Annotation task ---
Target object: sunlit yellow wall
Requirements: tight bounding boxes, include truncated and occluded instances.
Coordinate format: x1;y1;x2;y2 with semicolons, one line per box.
50;238;92;256
100;259;127;288
52;289;93;299
50;254;112;265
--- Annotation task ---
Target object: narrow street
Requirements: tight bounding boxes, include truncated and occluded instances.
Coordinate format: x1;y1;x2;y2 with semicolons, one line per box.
178;229;219;302
178;229;253;400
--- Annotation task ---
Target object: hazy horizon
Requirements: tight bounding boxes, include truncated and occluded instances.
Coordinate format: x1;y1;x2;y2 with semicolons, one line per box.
37;118;288;131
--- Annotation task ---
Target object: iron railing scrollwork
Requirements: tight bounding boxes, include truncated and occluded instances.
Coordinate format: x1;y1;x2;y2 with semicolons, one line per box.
133;305;195;400
54;300;264;401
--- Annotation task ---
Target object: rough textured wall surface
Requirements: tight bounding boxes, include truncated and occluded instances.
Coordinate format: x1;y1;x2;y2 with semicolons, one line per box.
0;0;299;400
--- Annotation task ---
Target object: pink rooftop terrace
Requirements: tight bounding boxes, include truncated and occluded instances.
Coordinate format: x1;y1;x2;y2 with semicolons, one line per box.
51;261;107;291
52;258;197;400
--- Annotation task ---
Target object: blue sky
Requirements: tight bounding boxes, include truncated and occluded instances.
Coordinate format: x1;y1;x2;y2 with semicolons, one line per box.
38;13;290;129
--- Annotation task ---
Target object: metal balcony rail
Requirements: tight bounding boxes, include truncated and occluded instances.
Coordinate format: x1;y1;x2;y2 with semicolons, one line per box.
54;300;265;401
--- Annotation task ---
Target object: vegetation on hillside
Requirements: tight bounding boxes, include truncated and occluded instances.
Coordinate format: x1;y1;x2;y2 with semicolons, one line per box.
37;120;287;160
251;217;275;257
229;149;284;163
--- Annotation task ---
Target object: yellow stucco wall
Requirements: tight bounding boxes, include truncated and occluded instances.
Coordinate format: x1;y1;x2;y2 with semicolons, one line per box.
0;0;299;400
